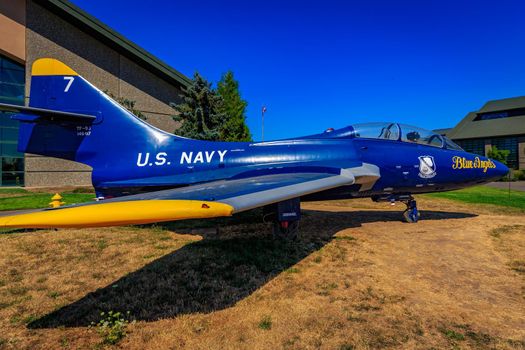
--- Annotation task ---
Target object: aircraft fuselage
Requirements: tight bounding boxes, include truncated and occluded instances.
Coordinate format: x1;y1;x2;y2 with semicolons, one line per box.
92;131;508;200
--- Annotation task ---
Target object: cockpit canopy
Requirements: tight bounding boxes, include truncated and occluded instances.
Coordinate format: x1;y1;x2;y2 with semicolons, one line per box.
351;122;463;150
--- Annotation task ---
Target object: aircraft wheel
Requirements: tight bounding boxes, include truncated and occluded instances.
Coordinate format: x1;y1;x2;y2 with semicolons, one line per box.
273;220;299;240
402;208;420;223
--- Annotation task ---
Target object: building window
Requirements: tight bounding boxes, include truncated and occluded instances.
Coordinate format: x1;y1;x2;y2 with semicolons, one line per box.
455;139;485;157
0;55;24;186
474;107;525;121
491;137;518;169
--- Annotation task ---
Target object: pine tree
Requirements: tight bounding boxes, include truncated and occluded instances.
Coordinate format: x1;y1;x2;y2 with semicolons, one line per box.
217;71;252;142
171;72;227;141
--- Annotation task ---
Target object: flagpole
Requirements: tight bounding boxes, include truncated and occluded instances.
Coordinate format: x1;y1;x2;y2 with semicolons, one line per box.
261;106;266;142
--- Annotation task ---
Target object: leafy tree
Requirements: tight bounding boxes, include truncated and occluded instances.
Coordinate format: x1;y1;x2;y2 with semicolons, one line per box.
171;72;227;141
487;145;510;164
217;71;252;141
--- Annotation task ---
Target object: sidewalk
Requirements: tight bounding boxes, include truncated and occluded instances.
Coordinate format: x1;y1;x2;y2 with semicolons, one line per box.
485;181;525;192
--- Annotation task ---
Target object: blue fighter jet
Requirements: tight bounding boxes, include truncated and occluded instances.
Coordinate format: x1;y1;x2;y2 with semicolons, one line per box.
0;59;509;237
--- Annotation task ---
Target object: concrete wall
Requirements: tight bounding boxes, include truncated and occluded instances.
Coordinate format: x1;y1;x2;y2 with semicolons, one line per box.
23;1;183;187
484;139;491;156
519;136;525;170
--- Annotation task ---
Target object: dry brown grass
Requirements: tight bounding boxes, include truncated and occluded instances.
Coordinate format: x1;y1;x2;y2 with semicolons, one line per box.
0;197;524;349
490;225;525;282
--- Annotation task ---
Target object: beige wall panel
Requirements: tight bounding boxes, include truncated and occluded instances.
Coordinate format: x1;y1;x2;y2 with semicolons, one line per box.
518;136;525;169
0;0;26;62
484;139;491;156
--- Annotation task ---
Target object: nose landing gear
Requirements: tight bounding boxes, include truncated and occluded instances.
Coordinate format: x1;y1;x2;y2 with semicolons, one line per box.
401;197;420;223
371;194;420;223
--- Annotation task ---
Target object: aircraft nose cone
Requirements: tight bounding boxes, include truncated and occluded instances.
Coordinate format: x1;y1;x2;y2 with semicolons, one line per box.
492;159;509;179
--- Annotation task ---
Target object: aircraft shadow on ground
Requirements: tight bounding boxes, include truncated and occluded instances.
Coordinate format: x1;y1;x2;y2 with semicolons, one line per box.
29;208;476;328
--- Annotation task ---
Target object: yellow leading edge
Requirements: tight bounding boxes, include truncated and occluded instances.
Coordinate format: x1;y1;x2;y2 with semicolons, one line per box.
0;200;234;228
32;58;78;76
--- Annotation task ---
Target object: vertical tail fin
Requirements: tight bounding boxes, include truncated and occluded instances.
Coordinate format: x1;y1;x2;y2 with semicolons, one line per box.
19;58;171;167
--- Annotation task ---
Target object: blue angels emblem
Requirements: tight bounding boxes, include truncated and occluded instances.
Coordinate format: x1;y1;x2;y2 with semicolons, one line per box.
418;155;436;178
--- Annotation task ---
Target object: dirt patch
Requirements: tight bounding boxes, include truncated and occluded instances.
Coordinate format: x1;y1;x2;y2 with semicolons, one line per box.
0;197;524;349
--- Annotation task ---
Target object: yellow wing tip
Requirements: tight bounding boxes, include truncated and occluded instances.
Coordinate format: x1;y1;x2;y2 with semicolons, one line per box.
0;200;234;229
32;58;78;76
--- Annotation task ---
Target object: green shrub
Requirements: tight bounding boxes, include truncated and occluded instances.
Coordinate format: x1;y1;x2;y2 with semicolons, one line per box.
440;328;465;341
258;315;272;330
513;170;525;181
487;146;510;165
91;311;132;345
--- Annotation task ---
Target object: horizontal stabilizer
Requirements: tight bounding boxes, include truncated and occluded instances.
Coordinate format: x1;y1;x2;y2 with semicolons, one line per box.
0;103;96;123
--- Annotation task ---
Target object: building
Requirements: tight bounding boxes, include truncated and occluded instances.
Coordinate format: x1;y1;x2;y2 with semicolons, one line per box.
444;96;525;170
0;0;190;187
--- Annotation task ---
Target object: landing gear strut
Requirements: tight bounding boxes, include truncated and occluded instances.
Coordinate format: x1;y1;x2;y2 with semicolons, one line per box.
264;198;301;240
401;197;420;223
371;194;420;223
273;220;299;240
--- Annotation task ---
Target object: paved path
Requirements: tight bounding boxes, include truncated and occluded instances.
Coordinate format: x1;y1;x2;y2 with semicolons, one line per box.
485;181;525;191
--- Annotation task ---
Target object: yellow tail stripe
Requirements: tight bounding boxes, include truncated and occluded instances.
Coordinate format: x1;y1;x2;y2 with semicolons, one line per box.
32;58;78;76
0;200;233;228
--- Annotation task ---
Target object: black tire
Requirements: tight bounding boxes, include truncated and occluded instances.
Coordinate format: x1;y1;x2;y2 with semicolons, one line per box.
273;221;299;240
402;209;420;223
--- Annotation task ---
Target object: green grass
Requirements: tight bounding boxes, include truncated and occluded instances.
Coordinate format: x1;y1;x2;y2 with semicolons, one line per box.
0;192;95;211
424;186;525;210
440;329;465;341
258;315;272;330
1;184;522;213
0;188;29;194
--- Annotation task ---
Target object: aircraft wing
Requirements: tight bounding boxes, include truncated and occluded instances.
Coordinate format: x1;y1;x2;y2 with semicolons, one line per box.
0;166;378;228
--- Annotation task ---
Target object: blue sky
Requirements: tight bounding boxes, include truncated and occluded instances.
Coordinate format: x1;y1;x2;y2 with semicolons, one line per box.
71;0;525;141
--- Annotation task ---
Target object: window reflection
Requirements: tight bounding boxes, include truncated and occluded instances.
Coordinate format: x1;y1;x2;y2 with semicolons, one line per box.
443;137;464;151
352;123;443;148
0;55;25;186
2;157;24;172
399;124;443;148
1;171;23;186
352;123;400;141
